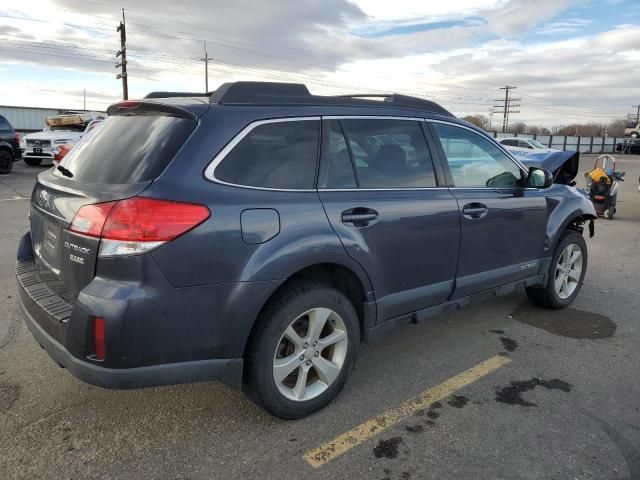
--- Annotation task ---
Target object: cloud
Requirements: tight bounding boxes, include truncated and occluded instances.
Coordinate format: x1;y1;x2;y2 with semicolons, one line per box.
0;0;638;126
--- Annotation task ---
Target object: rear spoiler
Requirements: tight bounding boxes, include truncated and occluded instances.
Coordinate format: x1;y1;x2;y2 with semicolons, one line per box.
106;100;202;121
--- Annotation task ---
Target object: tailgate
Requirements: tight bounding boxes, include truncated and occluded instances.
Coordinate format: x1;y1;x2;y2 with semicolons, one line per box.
29;172;150;302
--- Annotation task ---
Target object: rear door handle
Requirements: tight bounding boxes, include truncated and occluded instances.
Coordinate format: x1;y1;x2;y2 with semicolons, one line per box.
462;203;488;219
341;208;378;226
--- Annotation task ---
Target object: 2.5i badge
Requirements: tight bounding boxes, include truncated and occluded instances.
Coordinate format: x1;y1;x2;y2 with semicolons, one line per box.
65;241;90;264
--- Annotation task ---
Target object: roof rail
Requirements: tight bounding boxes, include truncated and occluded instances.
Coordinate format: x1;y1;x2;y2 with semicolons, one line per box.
208;81;452;116
144;91;207;99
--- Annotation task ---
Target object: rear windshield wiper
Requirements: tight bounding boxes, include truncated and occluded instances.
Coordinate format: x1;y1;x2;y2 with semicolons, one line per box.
57;165;74;178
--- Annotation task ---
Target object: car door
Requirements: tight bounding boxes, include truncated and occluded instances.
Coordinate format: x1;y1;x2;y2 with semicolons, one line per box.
429;121;548;299
318;118;460;322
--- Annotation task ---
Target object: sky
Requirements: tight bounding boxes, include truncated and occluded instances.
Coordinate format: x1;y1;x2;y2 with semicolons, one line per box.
0;0;639;127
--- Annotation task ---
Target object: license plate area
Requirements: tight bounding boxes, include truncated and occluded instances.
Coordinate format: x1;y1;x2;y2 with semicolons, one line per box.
33;147;43;154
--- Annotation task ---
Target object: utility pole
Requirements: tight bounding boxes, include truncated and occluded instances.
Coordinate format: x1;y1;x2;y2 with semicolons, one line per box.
200;41;214;92
493;86;521;133
633;105;640;124
115;9;128;100
83;88;86;110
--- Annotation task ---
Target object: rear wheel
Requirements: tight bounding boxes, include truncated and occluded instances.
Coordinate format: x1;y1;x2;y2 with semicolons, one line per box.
0;149;13;174
24;158;42;166
526;230;587;309
244;281;359;419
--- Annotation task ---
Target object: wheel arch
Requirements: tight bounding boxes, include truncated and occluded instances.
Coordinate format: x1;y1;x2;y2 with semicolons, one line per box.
241;261;375;361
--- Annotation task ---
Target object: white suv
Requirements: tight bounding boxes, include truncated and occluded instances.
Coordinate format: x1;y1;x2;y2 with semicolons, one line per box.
21;112;105;166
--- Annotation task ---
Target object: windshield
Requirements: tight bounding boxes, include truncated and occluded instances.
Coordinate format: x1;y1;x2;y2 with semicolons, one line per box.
529;140;546;148
54;113;195;184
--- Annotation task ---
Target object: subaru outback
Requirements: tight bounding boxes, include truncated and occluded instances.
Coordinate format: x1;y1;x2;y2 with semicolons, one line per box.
16;82;596;419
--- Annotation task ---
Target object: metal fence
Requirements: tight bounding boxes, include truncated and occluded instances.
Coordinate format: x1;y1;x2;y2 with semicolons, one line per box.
489;131;626;154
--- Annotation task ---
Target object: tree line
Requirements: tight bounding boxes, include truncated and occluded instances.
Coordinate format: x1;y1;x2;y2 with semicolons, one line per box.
462;115;631;137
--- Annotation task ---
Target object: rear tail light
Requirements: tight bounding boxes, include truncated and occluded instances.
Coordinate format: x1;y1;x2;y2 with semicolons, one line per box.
15;132;20;142
94;317;106;360
69;197;210;257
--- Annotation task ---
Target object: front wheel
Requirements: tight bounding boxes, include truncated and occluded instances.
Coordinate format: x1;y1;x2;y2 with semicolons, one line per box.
244;281;359;419
526;230;587;309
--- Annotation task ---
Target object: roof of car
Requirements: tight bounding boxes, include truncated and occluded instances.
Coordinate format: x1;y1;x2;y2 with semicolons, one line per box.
143;81;454;118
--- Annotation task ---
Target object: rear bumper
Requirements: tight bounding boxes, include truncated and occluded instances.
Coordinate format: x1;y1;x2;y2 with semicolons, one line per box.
19;292;243;389
14;231;278;390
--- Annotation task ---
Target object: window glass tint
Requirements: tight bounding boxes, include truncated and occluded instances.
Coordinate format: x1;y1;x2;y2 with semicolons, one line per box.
517;140;530;148
324;121;357;188
501;139;516;146
338;119;436;188
216;120;319;189
0;115;11;131
433;123;523;188
55;113;195;184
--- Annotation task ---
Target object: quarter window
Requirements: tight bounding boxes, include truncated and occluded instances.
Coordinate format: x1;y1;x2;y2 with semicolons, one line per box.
215;120;319;189
433;124;524;188
325;119;437;189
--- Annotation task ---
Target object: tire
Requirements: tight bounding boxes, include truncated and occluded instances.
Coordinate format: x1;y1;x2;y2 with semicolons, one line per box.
0;149;13;174
244;281;359;419
526;230;587;309
24;158;42;166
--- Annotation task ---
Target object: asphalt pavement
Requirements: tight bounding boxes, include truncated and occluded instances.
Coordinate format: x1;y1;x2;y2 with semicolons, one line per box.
1;155;639;480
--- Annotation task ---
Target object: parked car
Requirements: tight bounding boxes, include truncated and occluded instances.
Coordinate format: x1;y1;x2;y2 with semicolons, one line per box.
51;120;104;166
499;137;554;151
20;111;105;166
615;138;640;154
0;113;22;174
624;122;639;138
16;82;596;419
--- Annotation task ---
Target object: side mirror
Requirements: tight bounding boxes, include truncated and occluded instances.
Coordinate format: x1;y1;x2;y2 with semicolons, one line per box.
528;167;553;188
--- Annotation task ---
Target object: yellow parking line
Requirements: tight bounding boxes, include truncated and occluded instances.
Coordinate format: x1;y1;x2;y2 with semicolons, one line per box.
304;354;511;468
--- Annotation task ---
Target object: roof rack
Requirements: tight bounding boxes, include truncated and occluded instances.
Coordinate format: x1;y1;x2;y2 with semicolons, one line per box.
208;81;453;117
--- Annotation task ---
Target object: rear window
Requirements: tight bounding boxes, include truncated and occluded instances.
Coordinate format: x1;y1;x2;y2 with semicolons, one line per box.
215;120;319;189
54;113;195;184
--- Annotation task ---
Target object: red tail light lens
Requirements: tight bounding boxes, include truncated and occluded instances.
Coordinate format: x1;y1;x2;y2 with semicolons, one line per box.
69;197;210;256
15;132;20;141
69;201;117;237
94;317;105;360
102;198;210;241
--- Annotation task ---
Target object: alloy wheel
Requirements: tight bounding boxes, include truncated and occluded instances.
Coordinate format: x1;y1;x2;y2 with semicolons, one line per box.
554;243;583;299
272;307;348;402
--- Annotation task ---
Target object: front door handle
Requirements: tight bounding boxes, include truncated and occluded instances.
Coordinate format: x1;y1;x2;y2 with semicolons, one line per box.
342;208;378;227
462;203;488;219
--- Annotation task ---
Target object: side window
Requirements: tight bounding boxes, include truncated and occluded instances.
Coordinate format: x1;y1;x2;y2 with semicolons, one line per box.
501;139;516;147
433;123;524;188
324;121;357;188
215;120;319;189
330;119;437;189
517;140;530;148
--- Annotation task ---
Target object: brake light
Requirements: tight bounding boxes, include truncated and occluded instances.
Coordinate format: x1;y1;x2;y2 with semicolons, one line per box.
116;100;141;108
69;197;210;256
69;202;117;237
94;317;105;360
15;132;20;142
